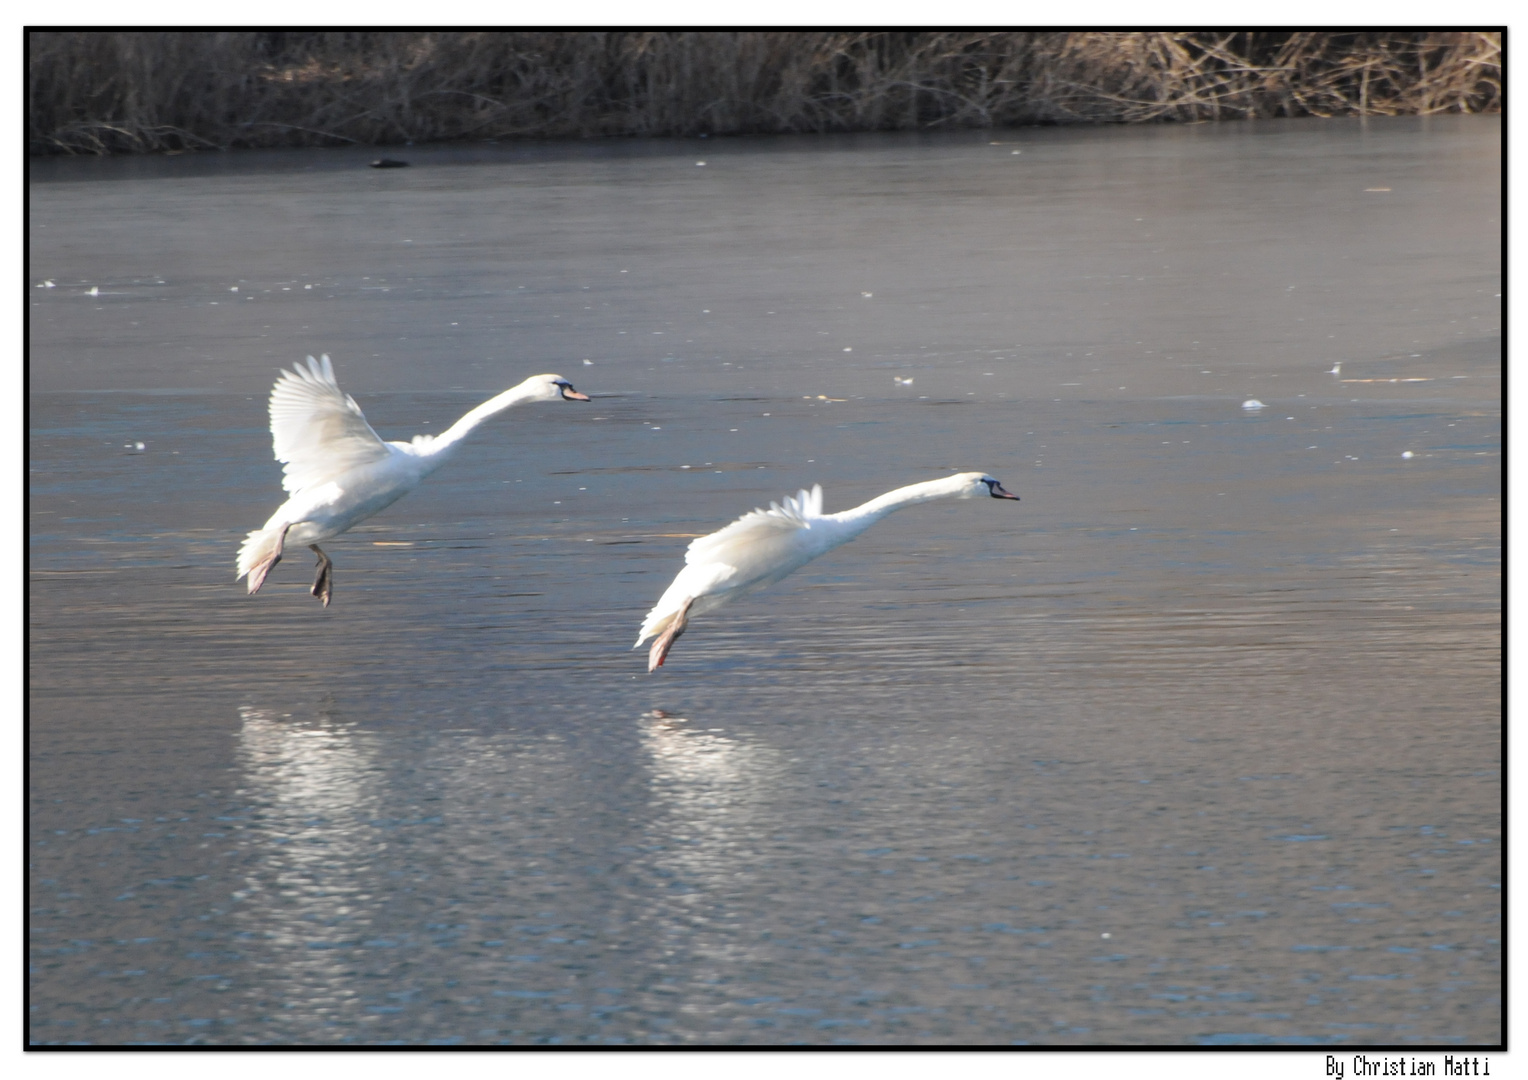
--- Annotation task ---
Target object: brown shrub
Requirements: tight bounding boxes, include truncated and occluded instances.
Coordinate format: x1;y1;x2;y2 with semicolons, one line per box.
28;30;1502;155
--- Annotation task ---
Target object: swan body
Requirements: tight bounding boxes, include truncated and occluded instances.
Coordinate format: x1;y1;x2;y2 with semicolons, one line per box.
236;354;589;604
635;471;1019;670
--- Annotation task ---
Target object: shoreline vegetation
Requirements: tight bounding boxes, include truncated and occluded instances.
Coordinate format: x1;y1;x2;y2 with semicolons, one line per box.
29;30;1502;156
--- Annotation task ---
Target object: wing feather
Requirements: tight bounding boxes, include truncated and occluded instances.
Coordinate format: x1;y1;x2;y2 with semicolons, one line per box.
268;355;391;493
684;484;822;564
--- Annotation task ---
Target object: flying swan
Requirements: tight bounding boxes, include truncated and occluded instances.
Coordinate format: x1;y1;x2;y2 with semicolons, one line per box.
236;354;589;605
635;471;1019;670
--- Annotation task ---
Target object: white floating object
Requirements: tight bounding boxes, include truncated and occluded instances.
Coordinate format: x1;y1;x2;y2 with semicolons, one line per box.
895;377;914;386
1402;451;1414;459
843;347;852;352
696;161;706;167
87;286;99;297
582;359;593;365
1327;363;1341;375
861;291;873;298
41;280;55;288
1242;399;1266;410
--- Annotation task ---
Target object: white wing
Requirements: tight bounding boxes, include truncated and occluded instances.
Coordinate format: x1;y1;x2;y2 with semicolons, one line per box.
684;485;823;564
268;355;391;494
635;486;829;647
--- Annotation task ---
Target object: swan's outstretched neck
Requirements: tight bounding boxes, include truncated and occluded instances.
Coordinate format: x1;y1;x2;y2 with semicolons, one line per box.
424;380;550;456
425;388;529;455
833;474;974;528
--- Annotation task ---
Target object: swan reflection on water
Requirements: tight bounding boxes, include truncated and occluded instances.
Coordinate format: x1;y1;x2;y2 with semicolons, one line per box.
233;705;387;1029
236;704;382;826
638;710;780;889
635;709;787;982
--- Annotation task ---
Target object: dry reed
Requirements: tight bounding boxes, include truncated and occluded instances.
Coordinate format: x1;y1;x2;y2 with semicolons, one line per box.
28;30;1502;155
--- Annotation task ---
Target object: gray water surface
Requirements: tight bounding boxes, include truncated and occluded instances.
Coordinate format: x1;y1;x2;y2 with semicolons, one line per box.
29;117;1499;1045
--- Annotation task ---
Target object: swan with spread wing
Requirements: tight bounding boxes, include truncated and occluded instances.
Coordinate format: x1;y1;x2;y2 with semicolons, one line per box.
237;354;589;605
636;472;1019;670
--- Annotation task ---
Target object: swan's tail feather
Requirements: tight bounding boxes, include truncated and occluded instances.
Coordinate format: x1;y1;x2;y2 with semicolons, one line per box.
646;597;693;672
635;615;663;650
237;524;289;594
636;590;694;651
635;601;676;650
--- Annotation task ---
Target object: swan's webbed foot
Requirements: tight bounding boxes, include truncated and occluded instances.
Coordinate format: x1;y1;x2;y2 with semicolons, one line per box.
310;545;333;607
246;524;290;595
647;597;693;672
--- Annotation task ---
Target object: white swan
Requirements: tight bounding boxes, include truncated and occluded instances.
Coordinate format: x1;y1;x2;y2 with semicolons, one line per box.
236;354;589;605
635;471;1019;670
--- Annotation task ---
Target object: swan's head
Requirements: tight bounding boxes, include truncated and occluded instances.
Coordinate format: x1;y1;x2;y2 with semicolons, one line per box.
954;471;1020;501
523;374;591;402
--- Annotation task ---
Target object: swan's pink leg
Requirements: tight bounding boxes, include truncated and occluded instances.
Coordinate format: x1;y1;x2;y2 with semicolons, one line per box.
309;545;333;607
648;597;694;672
246;524;290;595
